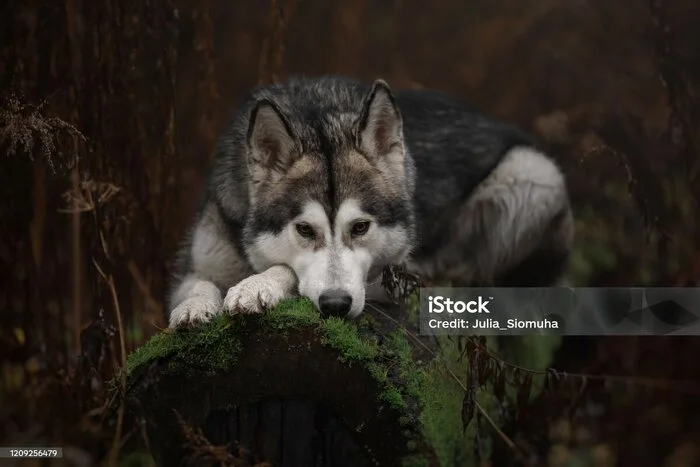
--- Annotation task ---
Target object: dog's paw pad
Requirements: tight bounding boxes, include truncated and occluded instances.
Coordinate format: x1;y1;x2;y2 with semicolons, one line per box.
223;274;288;315
169;297;222;328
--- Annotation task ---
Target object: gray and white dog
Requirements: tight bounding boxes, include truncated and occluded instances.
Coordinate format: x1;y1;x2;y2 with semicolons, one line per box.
167;76;573;328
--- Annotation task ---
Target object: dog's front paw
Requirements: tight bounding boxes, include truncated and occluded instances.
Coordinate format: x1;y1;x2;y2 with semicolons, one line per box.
223;273;291;315
169;296;222;328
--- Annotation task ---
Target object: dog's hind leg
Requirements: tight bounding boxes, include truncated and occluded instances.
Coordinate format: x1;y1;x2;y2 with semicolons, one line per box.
424;146;574;287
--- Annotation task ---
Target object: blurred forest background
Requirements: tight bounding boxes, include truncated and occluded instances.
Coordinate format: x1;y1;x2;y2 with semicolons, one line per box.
1;0;700;465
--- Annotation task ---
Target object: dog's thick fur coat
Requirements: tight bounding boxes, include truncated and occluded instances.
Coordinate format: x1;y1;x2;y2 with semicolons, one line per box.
167;76;573;328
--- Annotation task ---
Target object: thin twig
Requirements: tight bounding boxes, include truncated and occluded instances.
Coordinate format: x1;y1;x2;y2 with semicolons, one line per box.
94;258;127;467
86;182;127;466
71;166;82;355
467;335;700;396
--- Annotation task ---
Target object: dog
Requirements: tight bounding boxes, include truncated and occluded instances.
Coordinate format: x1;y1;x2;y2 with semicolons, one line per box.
167;76;573;328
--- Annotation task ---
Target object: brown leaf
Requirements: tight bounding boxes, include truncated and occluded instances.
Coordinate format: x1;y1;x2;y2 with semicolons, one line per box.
457;336;466;361
461;389;476;432
477;356;490;387
517;373;533;411
494;364;506;401
465;337;477;363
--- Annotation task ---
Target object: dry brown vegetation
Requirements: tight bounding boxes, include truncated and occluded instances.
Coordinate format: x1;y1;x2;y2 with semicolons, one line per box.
1;0;700;465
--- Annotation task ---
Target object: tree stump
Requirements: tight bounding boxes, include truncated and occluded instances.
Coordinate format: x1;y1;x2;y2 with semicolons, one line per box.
120;298;478;467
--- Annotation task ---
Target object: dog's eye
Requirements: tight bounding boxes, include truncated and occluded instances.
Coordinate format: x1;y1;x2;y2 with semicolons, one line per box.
295;223;315;238
350;220;371;237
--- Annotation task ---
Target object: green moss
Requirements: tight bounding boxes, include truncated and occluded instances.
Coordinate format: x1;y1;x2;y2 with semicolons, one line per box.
259;297;321;329
125;313;242;377
385;331;422;399
380;385;406;409
319;316;378;363
125;298;320;378
367;361;389;384
416;336;476;466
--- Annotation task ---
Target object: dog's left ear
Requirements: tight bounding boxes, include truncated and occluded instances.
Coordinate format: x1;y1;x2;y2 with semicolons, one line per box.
356;80;404;159
246;99;300;183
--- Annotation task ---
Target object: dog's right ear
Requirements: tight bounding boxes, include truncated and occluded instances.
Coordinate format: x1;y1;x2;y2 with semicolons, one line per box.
356;79;404;160
246;99;299;183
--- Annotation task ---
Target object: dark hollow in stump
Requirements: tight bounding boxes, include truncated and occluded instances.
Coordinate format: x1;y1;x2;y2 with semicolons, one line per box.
119;299;443;467
203;398;371;467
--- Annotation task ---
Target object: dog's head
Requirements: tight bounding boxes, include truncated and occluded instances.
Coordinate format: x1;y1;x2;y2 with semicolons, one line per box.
242;79;415;318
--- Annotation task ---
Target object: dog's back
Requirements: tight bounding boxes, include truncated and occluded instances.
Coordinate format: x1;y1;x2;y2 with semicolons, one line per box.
396;88;533;223
393;87;573;286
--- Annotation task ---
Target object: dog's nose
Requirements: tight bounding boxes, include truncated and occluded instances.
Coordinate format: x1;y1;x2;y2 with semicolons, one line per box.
318;289;352;317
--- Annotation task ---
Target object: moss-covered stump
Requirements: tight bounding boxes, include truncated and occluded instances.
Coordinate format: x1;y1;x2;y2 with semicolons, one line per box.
121;298;478;467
